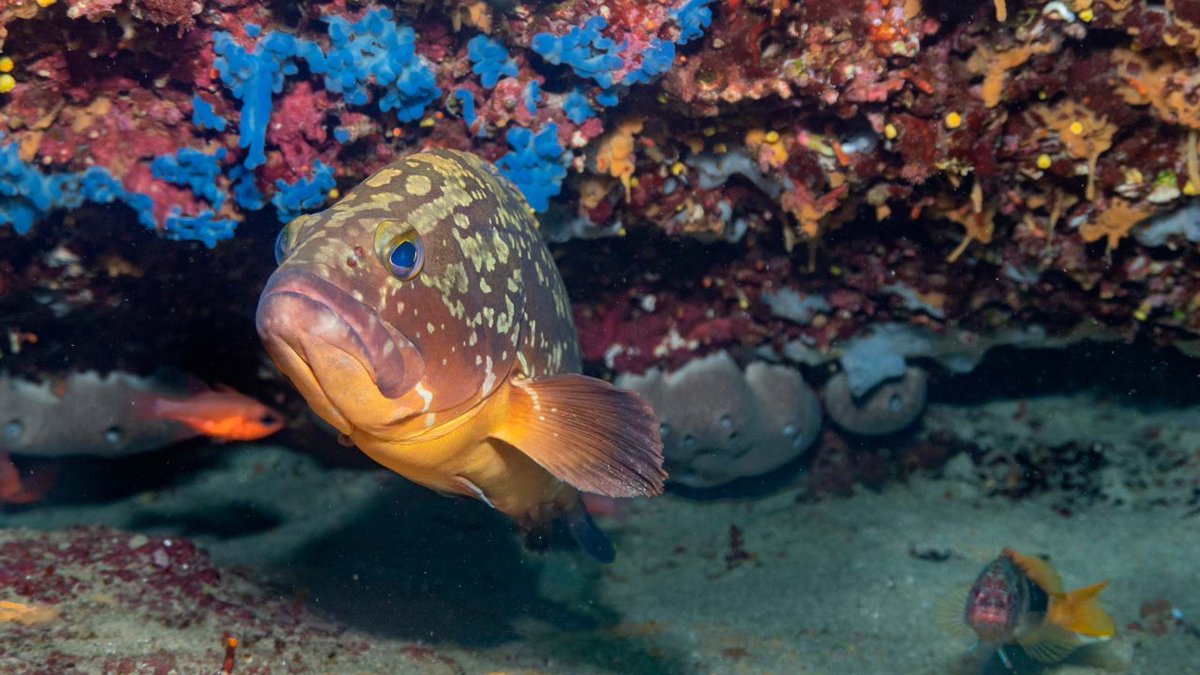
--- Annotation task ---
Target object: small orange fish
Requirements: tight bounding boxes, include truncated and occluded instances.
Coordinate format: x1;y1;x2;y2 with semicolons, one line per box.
940;548;1118;669
143;387;284;442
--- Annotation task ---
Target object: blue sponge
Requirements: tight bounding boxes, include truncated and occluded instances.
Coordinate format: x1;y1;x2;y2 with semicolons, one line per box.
563;88;596;124
272;161;336;222
671;0;716;44
1;142;235;246
531;17;623;88
624;39;675;85
496;124;567;213
191;95;228;132
316;9;441;121
467;35;518;88
212;29;317;169
164;209;239;248
151;147;227;208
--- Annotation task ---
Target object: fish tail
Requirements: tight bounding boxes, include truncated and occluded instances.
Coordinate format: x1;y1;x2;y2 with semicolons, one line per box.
1049;581;1115;638
565;498;616;563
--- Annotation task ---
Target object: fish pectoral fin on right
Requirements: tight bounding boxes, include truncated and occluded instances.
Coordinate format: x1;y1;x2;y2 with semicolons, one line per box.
1017;623;1081;663
492;373;667;498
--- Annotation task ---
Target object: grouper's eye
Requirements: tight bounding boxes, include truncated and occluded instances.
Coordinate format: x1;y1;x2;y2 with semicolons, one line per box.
385;234;424;280
273;228;288;265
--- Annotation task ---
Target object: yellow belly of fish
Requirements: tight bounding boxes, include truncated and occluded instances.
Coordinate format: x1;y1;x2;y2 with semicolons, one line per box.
348;380;576;522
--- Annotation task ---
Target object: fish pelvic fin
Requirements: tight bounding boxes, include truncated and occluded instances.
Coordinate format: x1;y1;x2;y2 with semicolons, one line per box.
1048;581;1116;638
1017;622;1081;663
565;500;616;563
493;374;667;498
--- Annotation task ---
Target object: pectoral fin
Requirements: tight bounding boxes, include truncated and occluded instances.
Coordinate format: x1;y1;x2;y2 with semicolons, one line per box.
1017;622;1081;663
493;374;666;498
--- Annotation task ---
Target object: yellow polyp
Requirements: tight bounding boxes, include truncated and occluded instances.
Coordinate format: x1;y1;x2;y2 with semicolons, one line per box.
419;117;435;128
945;112;962;129
0;74;14;93
1036;154;1052;170
628;176;639;188
0;57;13;73
37;0;57;7
701;126;716;137
883;123;898;140
656;92;667;104
713;142;728;154
670;162;685;176
327;188;340;200
745;128;788;167
595;117;644;202
1185;181;1199;196
1069;121;1085;135
1079;8;1094;22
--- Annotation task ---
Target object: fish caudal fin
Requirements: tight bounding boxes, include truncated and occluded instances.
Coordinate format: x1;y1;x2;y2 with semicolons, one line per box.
1048;581;1116;638
566;501;616;563
1016;622;1081;663
495;374;667;498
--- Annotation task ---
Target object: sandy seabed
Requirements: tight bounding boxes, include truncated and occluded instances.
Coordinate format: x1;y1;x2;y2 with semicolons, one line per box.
1;393;1198;674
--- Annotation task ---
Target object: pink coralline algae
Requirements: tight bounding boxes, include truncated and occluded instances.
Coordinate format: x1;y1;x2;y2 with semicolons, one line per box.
0;526;451;673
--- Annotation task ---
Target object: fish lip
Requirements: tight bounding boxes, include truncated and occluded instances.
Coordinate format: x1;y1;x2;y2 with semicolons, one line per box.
256;268;414;399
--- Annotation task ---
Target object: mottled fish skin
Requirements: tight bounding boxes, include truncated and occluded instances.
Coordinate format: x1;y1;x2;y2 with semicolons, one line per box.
257;150;664;534
965;555;1031;644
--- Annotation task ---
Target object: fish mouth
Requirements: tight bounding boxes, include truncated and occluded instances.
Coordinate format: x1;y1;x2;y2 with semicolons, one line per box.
256;268;418;412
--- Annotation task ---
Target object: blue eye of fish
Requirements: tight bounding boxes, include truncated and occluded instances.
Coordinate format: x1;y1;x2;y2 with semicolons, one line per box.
387;238;423;280
274;228;288;265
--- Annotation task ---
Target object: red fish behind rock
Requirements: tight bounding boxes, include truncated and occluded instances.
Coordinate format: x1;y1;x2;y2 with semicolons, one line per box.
142;386;284;442
1;371;284;504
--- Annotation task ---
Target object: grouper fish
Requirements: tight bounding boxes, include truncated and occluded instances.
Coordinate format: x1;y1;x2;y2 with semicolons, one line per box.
256;149;666;561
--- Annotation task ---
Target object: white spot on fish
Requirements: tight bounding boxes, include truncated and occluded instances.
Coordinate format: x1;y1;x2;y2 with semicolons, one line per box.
406;173;432;196
481;356;496;397
415;382;433;412
424;412;437;428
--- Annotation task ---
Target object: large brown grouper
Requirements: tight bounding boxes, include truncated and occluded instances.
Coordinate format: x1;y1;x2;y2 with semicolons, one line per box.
256;150;665;561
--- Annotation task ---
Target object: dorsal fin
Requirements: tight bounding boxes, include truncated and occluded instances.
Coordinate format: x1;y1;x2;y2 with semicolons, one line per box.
1003;548;1064;595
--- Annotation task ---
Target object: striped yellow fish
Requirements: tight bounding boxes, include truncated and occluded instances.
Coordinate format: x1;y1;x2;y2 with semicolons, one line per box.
256;150;665;561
